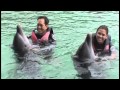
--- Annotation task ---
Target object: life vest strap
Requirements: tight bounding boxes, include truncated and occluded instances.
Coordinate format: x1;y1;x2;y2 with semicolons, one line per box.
39;31;50;43
31;31;38;43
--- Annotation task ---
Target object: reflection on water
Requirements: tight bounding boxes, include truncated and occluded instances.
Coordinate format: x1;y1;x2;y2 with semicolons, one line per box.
1;11;119;79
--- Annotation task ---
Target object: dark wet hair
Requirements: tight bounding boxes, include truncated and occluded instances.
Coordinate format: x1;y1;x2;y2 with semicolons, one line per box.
37;16;49;25
96;25;109;35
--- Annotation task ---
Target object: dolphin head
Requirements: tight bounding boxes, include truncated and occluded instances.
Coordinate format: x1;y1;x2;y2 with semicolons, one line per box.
13;25;31;55
72;33;95;65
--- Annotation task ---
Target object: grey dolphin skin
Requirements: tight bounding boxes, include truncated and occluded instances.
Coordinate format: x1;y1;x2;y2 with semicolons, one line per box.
73;33;95;64
12;25;55;79
72;33;96;79
12;25;44;78
13;25;31;55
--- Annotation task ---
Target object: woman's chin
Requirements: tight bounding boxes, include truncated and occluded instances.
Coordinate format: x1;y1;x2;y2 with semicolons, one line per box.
98;41;103;44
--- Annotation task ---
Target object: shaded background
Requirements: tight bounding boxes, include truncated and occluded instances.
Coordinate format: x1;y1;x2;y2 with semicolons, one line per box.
1;11;119;79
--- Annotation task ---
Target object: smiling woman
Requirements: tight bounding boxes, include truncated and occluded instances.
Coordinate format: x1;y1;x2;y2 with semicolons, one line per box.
92;25;117;59
96;25;108;44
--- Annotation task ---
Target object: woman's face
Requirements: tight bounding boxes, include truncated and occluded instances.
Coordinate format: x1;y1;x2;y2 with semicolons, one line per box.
96;29;108;44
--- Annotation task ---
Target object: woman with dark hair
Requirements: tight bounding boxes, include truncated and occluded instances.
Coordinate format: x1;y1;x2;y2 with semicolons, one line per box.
92;25;116;59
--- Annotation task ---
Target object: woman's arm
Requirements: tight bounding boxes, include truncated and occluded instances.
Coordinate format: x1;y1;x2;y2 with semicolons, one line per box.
110;46;117;59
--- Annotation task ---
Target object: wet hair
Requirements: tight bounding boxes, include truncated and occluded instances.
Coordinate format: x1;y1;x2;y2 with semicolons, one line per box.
37;16;49;25
96;25;109;35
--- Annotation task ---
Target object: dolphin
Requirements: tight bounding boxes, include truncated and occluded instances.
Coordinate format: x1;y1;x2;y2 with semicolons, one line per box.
11;25;56;79
72;33;95;64
72;33;96;79
13;25;31;56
